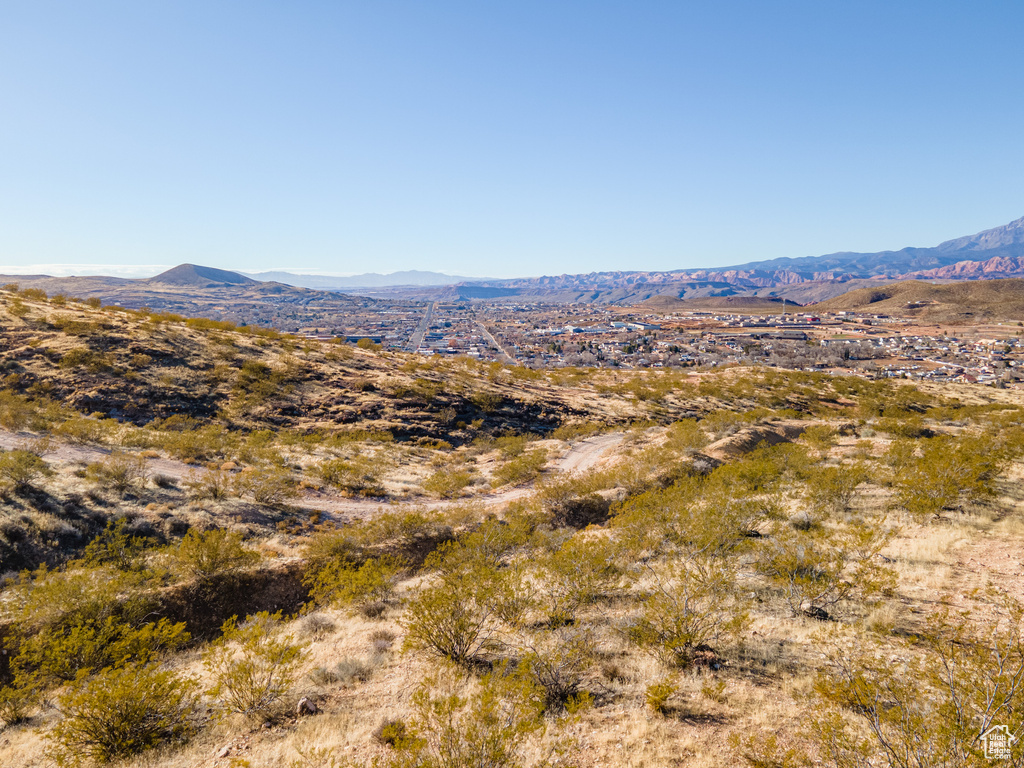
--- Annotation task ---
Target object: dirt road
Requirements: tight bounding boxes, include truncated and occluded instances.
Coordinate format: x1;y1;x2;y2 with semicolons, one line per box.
0;428;625;518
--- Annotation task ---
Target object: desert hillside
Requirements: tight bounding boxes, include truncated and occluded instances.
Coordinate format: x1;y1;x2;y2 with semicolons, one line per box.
0;286;1023;768
642;295;797;313
814;277;1024;322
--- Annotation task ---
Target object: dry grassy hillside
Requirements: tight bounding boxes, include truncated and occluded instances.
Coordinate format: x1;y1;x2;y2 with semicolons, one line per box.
642;295;795;314
0;291;616;437
1;286;1024;768
814;277;1024;322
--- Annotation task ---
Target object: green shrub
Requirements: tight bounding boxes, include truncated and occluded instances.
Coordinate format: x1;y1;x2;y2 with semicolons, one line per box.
533;535;623;627
888;434;1006;516
0;448;52;490
13;616;189;687
492;448;547;487
423;467;473;499
874;415;930;439
58;347;111;372
663;418;708;455
186;317;238;332
155;423;231;462
47;662;198;767
234;359;290;404
313;458;384;496
469;391;503;413
303;528;366;577
801;462;868;518
183;467;233;500
403;561;518;667
628;557;747;667
80;518;150;571
171;528;260;581
0;685;34;727
518;626;596;711
7;564;151;636
753;518;894;617
434;514;536;570
85;452;148;496
49;314;102;336
7;298;30;317
307;555;405;617
551;421;602;441
356;337;382;351
811;601;1024;768
54;416;111;444
494;434;531;458
4;565;185;689
374;717;412;747
4;565;186;692
0;391;38;431
612;473;766;560
645;679;677;715
799;423;839;457
204;611;309;721
234;466;298;505
384;667;545;768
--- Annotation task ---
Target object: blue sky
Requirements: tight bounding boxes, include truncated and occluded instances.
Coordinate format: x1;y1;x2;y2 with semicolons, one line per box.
1;1;1023;278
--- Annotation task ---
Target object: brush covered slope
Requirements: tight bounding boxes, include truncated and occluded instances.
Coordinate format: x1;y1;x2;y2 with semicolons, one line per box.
642;295;798;313
0;291;608;436
0;267;380;331
2;286;1024;768
814;277;1024;323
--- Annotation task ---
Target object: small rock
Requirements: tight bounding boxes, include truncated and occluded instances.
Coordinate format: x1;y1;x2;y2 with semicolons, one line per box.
801;603;831;621
216;746;231;758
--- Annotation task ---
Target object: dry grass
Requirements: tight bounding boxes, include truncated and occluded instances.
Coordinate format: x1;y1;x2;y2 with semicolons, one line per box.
1;458;1010;766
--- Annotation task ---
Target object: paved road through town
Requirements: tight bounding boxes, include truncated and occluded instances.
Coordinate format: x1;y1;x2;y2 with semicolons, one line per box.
476;322;516;363
407;302;435;352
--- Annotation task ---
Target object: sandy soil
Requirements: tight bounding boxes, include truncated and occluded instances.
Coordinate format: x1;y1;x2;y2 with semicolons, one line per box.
0;428;627;519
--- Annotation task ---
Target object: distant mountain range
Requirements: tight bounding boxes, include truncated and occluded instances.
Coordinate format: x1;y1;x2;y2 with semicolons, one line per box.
433;215;1024;304
242;269;485;289
729;215;1024;277
6;215;1024;308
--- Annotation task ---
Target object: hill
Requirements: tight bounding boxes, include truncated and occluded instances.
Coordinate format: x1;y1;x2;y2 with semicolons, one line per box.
0;287;683;437
642;294;799;313
0;263;379;331
814;277;1024;322
147;263;257;287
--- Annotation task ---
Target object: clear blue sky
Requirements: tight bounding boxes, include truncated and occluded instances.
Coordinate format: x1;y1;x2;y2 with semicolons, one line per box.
2;1;1023;278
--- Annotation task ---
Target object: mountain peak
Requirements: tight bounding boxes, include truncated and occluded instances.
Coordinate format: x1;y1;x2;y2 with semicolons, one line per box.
148;264;256;287
936;216;1024;252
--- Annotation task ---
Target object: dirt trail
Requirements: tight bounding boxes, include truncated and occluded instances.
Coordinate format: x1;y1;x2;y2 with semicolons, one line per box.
554;432;625;474
0;428;626;518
